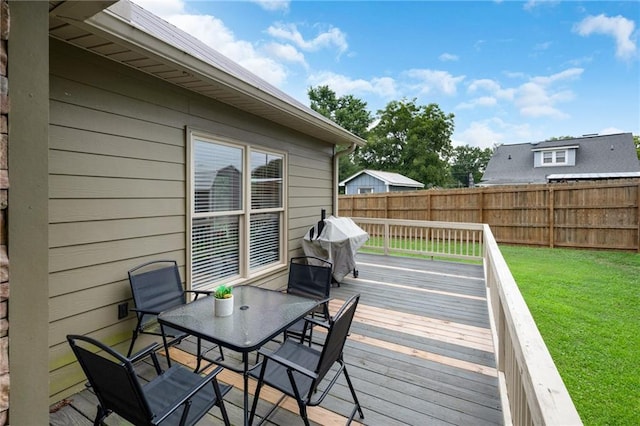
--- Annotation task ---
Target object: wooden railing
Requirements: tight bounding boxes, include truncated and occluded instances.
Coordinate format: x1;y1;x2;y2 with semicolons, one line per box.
352;217;484;261
350;217;582;426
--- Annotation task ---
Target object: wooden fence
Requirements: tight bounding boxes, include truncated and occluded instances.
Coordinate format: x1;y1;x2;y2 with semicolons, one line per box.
339;180;640;252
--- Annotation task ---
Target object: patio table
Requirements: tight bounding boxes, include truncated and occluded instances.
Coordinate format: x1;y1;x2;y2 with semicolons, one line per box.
157;285;325;426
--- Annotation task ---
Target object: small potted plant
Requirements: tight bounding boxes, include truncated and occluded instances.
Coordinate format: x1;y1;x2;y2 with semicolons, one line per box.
214;284;233;317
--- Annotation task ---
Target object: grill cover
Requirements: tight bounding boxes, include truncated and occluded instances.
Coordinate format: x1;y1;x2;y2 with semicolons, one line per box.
302;216;369;283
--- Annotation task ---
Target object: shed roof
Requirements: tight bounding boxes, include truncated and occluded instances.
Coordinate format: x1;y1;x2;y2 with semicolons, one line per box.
48;0;366;147
339;170;425;188
480;133;640;185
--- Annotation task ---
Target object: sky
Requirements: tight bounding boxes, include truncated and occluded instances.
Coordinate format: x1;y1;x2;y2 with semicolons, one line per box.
132;0;639;149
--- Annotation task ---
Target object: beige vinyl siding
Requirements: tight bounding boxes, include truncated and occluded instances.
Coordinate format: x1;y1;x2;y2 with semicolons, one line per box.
49;40;335;401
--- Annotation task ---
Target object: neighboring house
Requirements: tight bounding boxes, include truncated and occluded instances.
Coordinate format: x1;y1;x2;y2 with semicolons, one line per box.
339;170;425;194
480;133;640;186
6;1;366;423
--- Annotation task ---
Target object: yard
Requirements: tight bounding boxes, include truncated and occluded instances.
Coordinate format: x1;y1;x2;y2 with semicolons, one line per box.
499;245;639;425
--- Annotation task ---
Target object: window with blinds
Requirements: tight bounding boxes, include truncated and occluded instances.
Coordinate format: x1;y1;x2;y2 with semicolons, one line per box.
189;133;285;289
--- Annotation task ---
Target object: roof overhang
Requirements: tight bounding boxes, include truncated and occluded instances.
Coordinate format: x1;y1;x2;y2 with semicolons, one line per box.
547;172;640;180
531;145;580;152
48;0;366;147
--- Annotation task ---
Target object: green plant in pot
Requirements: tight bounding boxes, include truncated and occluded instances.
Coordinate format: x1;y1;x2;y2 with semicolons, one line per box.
214;284;233;299
214;285;233;317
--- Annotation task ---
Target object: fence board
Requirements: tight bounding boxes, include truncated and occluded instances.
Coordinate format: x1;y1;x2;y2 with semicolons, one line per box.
339;180;640;251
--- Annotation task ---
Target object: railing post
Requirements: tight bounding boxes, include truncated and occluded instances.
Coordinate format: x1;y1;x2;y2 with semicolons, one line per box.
383;221;389;256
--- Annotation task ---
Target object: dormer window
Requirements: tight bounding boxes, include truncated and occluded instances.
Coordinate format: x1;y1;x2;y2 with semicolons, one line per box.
543;150;567;165
533;145;578;168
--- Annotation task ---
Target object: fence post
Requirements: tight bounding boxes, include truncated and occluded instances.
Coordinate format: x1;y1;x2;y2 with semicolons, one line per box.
637;183;640;253
548;187;554;248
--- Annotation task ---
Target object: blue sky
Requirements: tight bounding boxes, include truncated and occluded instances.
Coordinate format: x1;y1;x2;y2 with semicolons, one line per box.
133;0;639;148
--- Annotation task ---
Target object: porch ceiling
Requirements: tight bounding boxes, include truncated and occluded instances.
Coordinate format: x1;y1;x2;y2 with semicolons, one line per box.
48;0;366;147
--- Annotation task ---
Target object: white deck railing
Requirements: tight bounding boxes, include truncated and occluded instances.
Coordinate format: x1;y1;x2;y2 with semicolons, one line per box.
352;217;484;261
350;217;582;426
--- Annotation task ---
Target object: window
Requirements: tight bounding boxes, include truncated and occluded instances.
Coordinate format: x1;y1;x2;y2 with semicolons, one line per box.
188;132;285;289
542;150;567;165
358;187;373;194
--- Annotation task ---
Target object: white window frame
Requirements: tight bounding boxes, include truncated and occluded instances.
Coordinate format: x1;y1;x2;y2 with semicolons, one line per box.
186;130;287;290
358;187;373;194
542;149;568;166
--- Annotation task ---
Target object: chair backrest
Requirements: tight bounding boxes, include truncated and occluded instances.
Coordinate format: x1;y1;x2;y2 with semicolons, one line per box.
129;260;186;326
67;335;153;425
315;294;360;381
287;256;332;300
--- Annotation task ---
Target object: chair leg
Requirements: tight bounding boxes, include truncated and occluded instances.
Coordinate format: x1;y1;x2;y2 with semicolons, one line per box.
92;405;108;426
342;367;365;420
298;403;311;426
126;329;139;357
249;364;267;425
211;379;231;426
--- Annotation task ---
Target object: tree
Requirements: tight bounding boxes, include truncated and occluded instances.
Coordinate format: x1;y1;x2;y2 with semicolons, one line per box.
450;145;493;187
307;86;373;181
358;98;455;187
634;135;640;160
546;135;574;141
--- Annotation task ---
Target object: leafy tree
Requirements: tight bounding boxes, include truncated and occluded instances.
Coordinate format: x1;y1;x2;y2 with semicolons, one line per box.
546;135;574;141
450;145;493;187
308;86;373;181
358;99;455;187
634;135;640;160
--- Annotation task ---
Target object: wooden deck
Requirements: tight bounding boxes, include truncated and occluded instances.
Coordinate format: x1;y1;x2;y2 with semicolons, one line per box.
50;253;502;425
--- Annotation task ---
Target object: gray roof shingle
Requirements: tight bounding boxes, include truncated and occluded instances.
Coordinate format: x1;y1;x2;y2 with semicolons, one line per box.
480;133;640;185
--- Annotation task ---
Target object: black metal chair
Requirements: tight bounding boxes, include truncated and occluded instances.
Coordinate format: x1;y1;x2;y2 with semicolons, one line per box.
127;260;223;366
283;256;332;346
67;334;231;426
249;294;364;426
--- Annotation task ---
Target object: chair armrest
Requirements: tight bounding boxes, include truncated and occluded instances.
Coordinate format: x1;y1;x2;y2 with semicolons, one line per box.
129;307;160;316
152;365;226;424
257;349;318;380
185;290;213;300
304;316;330;329
129;342;163;374
128;342;161;363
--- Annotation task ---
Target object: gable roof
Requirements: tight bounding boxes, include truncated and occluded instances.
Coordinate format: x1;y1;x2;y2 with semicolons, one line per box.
480;133;640;185
48;0;366;147
339;170;425;188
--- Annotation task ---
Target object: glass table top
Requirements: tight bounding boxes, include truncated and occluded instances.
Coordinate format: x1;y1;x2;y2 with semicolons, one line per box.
158;285;321;352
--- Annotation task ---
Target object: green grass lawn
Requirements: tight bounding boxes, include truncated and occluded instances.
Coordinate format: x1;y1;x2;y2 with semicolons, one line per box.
499;245;639;426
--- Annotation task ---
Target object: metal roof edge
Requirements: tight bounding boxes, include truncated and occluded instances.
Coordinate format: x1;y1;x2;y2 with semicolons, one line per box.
52;0;366;147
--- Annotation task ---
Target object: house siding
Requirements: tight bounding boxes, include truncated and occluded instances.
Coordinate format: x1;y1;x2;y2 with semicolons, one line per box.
345;173;385;194
0;1;8;424
48;40;335;401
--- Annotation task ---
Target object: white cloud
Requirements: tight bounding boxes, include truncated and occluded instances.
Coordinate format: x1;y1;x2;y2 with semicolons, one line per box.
512;68;582;118
457;97;498;110
439;53;459;62
467;79;515;102
405;69;465;96
574;14;638;60
267;22;348;55
454;119;533;149
307;71;398;99
531;67;583;85
264;42;307;68
250;0;290;12
534;41;552;51
523;0;560;12
599;127;625;135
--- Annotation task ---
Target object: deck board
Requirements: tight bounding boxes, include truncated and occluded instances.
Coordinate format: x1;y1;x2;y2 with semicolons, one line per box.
51;253;502;425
